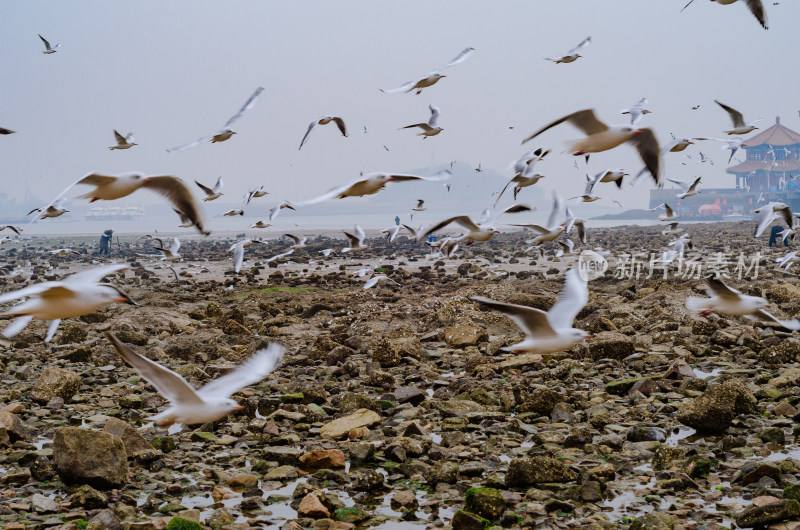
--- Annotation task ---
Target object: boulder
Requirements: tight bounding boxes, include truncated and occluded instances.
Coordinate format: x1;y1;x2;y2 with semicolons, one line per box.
0;411;25;442
736;499;800;527
321;409;381;439
464;487;505;520
505;456;578;487
586;332;634;360
298;493;330;518
103;417;154;458
31;367;81;404
518;386;562;415
677;379;757;433
444;324;488;348
299;449;346;469
53;427;128;489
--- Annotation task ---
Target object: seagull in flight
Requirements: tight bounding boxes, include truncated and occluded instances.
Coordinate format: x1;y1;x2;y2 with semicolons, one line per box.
471;268;590;354
342;225;367;252
109;130;137;150
714;100;761;135
545;36;591;64
297;170;450;206
687;277;797;329
36;172;210;235
167;87;264;152
298;116;348;150
400;105;443;137
522;108;662;187
38;34;60;54
107;333;284;427
196;177;224;201
620;98;651;126
667;177;702;199
381;47;475;94
0;264;134;343
682;0;767;30
420;204;532;244
28;200;68;220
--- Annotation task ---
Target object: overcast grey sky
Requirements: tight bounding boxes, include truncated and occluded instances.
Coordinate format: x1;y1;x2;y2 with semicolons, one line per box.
1;1;796;225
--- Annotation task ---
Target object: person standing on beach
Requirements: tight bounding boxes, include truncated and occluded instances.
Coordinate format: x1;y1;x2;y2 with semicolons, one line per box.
395;215;400;226
99;229;113;255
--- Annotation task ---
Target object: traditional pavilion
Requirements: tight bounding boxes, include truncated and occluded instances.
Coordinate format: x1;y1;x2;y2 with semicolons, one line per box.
727;117;800;192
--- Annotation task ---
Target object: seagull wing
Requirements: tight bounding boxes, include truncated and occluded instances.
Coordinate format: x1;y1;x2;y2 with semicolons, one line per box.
715;100;746;128
748;309;799;330
745;0;768;29
170;237;181;254
295;178;365;206
681;0;697;11
198;342;284;398
38;34;52;51
223;87;265;128
388;169;451;182
283;233;300;245
212;176;224;194
568;36;591;55
232;242;244;272
0;127;15;135
436;47;476;70
354;224;366;243
419;216;479;240
113;130;126;145
628;128;662;187
166;133;218;153
471;296;557;338
65;264;128;285
298;120;317;150
195;180;214;196
546;269;589;330
142;177;210;235
401;224;417;238
754;208;777;237
705;277;742;301
522;109;608;145
0;282;62;304
547;191;565;229
332;117;348;137
428;105;440;127
667;178;690;193
688;177;702;192
107;333;204;405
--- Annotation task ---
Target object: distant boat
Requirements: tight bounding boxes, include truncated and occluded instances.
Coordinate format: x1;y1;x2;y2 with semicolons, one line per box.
723;212;752;221
84;206;146;221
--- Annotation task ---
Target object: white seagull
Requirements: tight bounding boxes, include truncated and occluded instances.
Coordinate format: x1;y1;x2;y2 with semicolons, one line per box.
686;277;798;329
223;209;244;216
0;264;134;342
109;130;137;150
471;268;590;354
107;333;284;426
545;36;591;64
245;186;268;204
668;177;702;199
381;47;475;95
299;116;348;150
28;200;68;220
620;98;651;126
284;234;307;249
418;204;532;244
682;0;767;30
250;220;272;229
167;87;264;152
662;222;682;236
714;100;761;135
268;201;296;221
400;105;443;137
230;239;262;273
153;237;181;261
196;177;224;201
38;34;60;54
651;203;679;222
342;225;367;253
522;109;662;187
36;172;210;234
694;136;744;164
753;202;792;237
564;207;587;244
512;191;566;245
364;275;399;289
297;170;451;206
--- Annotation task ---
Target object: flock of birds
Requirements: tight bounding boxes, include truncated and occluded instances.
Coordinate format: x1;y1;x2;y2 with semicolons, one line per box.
0;0;792;428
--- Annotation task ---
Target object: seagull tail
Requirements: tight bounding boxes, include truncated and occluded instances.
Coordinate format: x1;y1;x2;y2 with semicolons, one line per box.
685;297;709;312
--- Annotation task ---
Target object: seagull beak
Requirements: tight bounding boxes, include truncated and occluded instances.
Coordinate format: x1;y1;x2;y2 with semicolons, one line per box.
634;130;643;135
142;177;150;183
584;334;593;339
115;296;137;305
234;405;244;411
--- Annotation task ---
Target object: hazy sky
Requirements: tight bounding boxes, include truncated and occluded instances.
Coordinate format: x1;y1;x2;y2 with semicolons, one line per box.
1;1;796;228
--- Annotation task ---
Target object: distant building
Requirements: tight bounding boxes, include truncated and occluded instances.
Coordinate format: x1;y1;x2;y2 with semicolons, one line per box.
727;117;800;191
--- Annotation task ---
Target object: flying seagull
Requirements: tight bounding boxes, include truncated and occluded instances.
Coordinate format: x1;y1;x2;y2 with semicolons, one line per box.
471;268;590;354
196;177;224;201
522;109;662;187
545;36;591;64
107;333;284;426
298;116;348;150
682;0;767;30
620;98;651;126
38;34;60;54
34;172;210;235
109;130;137;150
399;105;443;137
297;170;451;206
381;47;475;94
668;177;702;199
167;87;264;152
686;277;797;328
714;100;761;135
0;264;134;343
419;204;532;244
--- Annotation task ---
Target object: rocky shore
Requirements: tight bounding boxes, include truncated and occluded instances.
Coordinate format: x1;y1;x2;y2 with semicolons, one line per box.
1;222;800;529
